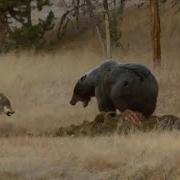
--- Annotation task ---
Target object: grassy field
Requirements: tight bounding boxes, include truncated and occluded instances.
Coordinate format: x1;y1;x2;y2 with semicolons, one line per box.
0;132;180;179
0;2;180;179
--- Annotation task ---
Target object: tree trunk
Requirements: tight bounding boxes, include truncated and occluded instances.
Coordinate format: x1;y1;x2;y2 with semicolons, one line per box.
150;0;161;66
103;0;112;59
119;0;125;14
75;0;80;30
0;13;9;52
26;0;32;27
85;0;106;57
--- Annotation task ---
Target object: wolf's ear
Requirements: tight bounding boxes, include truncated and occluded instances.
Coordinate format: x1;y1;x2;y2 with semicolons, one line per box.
80;75;87;81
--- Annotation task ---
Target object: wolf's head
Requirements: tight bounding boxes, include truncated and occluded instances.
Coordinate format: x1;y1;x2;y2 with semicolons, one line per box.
0;94;15;116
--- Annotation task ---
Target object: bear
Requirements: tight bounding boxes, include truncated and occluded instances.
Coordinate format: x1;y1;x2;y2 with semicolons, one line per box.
70;60;158;122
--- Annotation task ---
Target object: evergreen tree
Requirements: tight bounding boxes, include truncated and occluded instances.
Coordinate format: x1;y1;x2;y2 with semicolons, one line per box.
0;0;55;51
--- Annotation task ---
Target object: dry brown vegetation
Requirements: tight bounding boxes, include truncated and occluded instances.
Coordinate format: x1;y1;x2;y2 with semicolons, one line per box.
1;133;180;180
0;3;180;179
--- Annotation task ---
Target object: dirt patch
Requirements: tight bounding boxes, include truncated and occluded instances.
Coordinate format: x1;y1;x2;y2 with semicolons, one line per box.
55;113;180;137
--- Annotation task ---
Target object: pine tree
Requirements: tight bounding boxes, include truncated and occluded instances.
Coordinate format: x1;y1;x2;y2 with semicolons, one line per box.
0;0;55;51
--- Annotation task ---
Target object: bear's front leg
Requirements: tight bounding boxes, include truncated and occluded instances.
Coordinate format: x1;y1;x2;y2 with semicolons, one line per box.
95;87;116;112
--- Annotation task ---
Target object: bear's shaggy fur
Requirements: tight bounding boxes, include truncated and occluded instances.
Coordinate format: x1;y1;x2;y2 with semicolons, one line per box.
70;60;158;117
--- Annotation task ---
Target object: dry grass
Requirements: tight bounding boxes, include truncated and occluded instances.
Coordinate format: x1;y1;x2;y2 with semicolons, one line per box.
0;48;180;136
0;132;180;179
0;3;180;179
0;50;101;136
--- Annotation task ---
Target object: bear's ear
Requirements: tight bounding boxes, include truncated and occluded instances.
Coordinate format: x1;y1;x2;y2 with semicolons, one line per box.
80;75;87;81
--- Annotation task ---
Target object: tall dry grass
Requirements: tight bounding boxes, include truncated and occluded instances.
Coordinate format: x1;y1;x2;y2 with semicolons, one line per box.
0;132;180;179
0;47;180;135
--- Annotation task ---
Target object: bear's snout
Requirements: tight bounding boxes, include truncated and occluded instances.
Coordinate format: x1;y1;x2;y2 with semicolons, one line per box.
70;100;75;105
70;97;77;106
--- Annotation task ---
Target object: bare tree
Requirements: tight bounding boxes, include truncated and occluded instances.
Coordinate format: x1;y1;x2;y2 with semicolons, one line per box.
57;0;125;58
85;0;106;57
150;0;161;66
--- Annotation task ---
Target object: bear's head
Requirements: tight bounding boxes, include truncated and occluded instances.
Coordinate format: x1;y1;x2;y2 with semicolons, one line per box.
70;75;94;107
